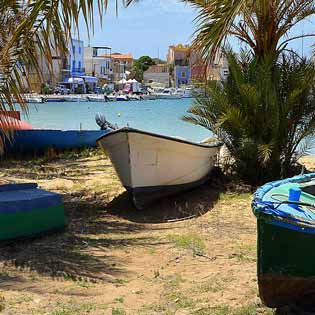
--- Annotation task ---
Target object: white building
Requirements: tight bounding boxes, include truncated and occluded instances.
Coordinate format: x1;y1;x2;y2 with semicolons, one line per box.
84;46;112;81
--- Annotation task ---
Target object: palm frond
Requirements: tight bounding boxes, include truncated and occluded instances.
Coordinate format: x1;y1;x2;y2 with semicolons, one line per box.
0;0;136;152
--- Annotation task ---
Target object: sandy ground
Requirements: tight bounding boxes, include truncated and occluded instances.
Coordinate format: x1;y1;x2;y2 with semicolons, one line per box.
0;150;314;315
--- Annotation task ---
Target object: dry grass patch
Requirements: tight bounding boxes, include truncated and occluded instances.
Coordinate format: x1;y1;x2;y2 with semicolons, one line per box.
0;151;282;315
167;233;206;255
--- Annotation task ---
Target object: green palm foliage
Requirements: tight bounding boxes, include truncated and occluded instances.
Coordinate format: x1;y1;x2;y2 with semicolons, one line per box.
0;0;134;150
183;52;315;183
185;0;315;62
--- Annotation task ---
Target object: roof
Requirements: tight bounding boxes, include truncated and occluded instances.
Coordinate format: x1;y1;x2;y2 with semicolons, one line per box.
102;53;133;59
91;46;112;50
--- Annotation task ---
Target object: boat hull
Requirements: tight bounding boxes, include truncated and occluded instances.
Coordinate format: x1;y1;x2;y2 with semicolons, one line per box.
97;128;221;208
0;183;66;241
5;129;110;153
156;94;182;99
126;173;213;209
257;218;315;309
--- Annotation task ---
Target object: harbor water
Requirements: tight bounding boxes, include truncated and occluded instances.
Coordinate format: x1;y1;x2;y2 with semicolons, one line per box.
21;98;212;142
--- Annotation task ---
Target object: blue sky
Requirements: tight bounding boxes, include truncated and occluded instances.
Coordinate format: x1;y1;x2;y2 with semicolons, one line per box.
79;0;314;60
79;0;196;59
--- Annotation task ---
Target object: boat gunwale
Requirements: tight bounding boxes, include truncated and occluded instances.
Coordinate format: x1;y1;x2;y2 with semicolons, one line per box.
96;127;223;149
252;173;315;230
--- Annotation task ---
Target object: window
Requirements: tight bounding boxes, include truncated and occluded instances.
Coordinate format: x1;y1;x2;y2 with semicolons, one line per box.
78;61;81;70
72;60;76;71
78;47;81;54
72;46;75;54
181;72;186;78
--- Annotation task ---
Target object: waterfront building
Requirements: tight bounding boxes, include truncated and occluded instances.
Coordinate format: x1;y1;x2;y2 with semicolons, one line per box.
190;49;229;82
84;46;112;90
108;53;133;83
206;52;229;81
27;52;64;93
143;64;170;87
27;38;86;93
167;44;191;88
61;38;86;93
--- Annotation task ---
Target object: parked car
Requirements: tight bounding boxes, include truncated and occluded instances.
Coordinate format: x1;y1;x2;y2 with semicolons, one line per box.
54;85;70;95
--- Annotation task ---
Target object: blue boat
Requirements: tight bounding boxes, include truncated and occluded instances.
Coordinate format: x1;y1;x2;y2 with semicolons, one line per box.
252;173;315;309
0;183;66;241
5;129;111;153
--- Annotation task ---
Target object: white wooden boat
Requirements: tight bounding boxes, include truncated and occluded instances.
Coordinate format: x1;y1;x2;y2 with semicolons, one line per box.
107;94;117;102
87;95;106;102
155;88;182;100
24;95;44;103
141;94;157;100
63;96;88;102
97;128;222;209
116;95;129;101
128;94;141;101
176;88;193;98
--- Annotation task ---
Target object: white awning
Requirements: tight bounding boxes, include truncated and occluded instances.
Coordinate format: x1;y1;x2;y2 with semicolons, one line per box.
67;77;84;84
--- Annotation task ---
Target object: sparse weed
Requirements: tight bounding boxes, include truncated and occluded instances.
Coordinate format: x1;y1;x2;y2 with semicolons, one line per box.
112;278;129;286
112;307;126;315
0;295;4;312
229;243;256;263
193;304;230;315
52;301;96;315
168;233;206;255
114;297;124;304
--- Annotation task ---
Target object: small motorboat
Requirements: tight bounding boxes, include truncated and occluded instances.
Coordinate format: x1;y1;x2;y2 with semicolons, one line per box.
141;94;157;101
176;88;193;98
0;183;66;241
128;94;141;101
107;94;117;102
252;173;315;309
5;129;111;153
155;88;182;99
1;111;112;153
97;128;222;209
87;95;106;102
62;95;88;102
44;96;65;102
24;95;45;103
116;95;129;102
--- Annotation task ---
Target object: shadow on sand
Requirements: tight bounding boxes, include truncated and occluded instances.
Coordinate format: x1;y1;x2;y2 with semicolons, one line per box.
0;198;163;284
0;168;228;287
106;169;227;224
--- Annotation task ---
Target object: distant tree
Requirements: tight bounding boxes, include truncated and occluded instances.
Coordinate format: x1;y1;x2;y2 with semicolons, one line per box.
131;56;155;82
152;58;166;64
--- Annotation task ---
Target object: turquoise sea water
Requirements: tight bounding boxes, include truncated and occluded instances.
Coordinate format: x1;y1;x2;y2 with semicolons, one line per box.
21;98;212;142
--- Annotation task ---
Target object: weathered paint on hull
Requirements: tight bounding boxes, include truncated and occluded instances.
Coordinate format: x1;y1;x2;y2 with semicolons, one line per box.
125;172;212;209
97;128;221;209
257;219;315;308
0;205;66;241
